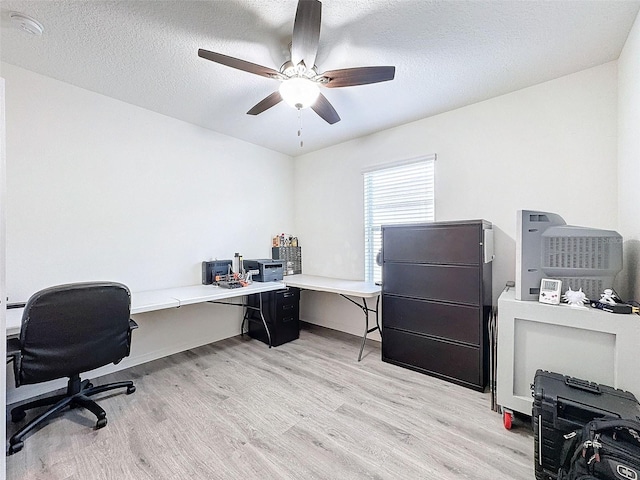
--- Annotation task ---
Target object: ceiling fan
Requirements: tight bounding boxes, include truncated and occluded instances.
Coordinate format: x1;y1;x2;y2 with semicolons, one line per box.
198;0;395;125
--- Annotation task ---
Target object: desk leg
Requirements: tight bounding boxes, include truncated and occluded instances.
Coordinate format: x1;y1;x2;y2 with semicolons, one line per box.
240;292;272;348
241;309;248;336
340;294;381;362
213;294;272;349
358;298;370;362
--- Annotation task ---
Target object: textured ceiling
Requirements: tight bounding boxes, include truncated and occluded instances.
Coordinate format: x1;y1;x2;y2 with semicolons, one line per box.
1;0;639;157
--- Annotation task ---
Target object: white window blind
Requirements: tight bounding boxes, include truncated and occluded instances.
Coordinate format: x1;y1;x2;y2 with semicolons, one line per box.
364;155;435;283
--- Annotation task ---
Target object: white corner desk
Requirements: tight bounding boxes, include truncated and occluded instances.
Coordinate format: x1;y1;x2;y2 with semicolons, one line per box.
6;275;382;360
282;274;382;361
6;282;286;342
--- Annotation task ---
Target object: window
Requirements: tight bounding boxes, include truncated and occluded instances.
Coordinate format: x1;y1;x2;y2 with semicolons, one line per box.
363;155;436;283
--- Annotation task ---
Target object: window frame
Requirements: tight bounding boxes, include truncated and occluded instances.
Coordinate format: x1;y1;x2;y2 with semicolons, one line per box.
363;154;436;283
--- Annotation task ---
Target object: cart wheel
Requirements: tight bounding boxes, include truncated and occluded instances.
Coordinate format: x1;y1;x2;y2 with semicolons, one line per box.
503;410;513;430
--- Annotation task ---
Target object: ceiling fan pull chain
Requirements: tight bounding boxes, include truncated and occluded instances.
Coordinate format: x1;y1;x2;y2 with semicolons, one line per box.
298;108;304;148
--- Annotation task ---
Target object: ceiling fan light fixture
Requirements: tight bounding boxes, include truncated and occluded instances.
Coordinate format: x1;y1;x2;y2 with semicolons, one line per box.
279;77;319;109
198;0;394;124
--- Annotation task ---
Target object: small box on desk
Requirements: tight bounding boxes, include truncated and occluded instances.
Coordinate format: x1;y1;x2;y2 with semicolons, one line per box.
243;259;284;282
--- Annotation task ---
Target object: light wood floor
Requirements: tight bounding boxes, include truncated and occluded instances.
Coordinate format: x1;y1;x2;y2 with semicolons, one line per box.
6;324;534;479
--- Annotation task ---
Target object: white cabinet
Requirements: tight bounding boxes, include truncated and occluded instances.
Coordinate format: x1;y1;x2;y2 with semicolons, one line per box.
496;288;640;417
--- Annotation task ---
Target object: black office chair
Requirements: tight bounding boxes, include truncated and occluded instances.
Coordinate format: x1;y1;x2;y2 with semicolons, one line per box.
6;282;138;455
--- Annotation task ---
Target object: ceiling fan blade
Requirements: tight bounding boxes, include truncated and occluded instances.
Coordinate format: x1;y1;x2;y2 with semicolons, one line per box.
198;49;281;79
311;93;340;125
321;66;396;88
291;0;322;68
247;91;283;115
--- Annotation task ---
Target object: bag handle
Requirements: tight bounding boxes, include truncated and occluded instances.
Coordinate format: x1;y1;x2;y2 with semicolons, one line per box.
588;418;640;436
565;376;601;394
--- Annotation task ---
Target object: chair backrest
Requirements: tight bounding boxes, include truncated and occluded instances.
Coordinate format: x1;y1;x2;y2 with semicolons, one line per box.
18;282;132;386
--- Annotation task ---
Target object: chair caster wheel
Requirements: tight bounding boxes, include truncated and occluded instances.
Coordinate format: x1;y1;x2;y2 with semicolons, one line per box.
96;418;108;429
11;410;26;423
8;441;24;455
127;385;136;394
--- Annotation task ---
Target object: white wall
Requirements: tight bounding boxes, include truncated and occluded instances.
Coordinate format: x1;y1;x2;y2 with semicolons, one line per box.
1;77;7;478
618;12;640;302
2;63;295;403
294;63;619;338
2;63;294;299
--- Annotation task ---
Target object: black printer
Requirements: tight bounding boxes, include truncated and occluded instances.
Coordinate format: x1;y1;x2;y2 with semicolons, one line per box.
243;259;284;282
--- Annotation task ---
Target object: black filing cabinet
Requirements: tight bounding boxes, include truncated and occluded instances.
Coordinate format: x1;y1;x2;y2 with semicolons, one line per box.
248;288;300;346
381;220;492;391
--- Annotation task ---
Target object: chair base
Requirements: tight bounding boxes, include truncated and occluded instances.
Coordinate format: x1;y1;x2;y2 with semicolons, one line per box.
7;374;135;455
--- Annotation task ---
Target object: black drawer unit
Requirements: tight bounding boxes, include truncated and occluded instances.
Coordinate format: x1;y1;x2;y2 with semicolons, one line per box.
383;263;480;305
382;221;492;391
247;287;300;347
382;329;482;386
382;295;480;345
382;224;481;265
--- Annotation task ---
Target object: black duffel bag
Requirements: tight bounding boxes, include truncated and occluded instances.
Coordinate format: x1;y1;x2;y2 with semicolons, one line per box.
558;418;640;480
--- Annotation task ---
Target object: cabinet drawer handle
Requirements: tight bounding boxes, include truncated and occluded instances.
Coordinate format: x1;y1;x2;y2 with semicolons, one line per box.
282;316;294;323
282;304;295;311
283;292;295;298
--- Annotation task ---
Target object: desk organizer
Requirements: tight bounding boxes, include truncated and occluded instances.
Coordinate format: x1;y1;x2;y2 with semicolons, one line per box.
272;246;302;276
